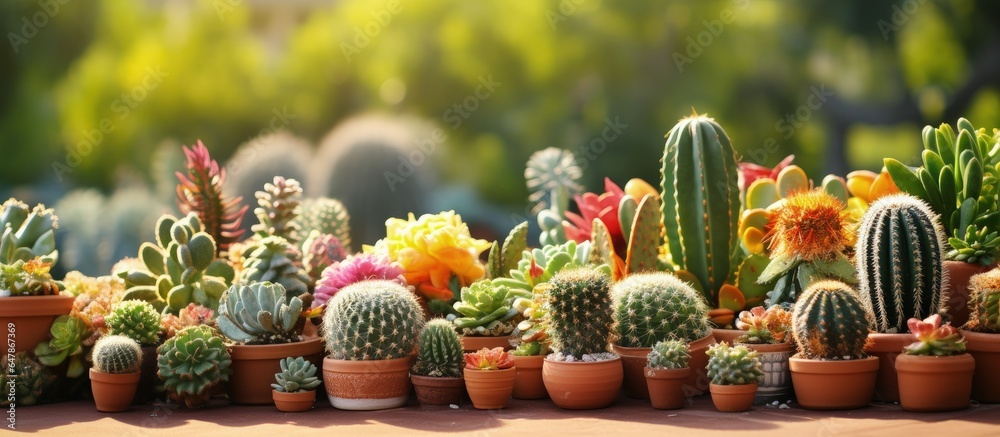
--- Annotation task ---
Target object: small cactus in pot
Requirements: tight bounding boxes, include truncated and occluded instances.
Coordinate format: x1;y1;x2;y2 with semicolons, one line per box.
705;342;763;412
270;356;321;412
90;335;143;413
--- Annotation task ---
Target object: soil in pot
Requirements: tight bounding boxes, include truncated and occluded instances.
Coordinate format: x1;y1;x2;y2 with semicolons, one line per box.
410;375;465;405
962;330;1000;403
611;344;651;399
542;356;623;410
740;342;793;405
512;355;547;400
687;334;717;396
866;333;914;403
227;337;324;405
323;356;414;410
645;367;690;410
461;336;512;353
89;369;140;413
895;353;974;412
709;383;757;412
464;368;515;409
1;295;74;353
943;261;992;328
272;389;316;412
789;356;878;410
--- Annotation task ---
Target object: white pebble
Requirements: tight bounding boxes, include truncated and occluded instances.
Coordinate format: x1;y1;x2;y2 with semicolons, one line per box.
779;404;790;409
771;401;779;406
449;404;459;409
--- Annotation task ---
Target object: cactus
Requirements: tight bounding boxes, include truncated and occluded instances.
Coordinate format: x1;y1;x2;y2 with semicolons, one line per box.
313;253;407;308
216;281;305;344
301;230;347;283
157;325;232;408
294;197;352;252
449;280;531;337
485;221;528;280
33;315;89;378
0;198;59;265
791;281;871;360
465;347;514;370
705;342;763;385
903;314;966;356
92;335;143;374
612;272;712;348
546;267;615;359
412;319;464;378
238;235;312;301
252;176;303;244
271;356;322;392
646;339;690;370
660;114;741;305
967;268;1000;333
625;195;662;275
107;300;162;346
321;279;425;360
855;194;947;333
176;140;248;256
1;258;60;296
0;353;57;406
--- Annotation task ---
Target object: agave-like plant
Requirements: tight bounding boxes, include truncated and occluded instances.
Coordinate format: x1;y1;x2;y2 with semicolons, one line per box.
176;140;248;256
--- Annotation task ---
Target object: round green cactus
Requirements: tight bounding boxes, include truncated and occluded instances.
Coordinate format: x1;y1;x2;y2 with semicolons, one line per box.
612;272;712;347
968;268;1000;333
271;356;321;393
646;339;690;370
792;280;871;360
705;342;763;385
92;335;143;374
107;300;162;346
412;319;464;378
322;279;425;360
546;267;614;359
295;197;352;252
157;325;232;408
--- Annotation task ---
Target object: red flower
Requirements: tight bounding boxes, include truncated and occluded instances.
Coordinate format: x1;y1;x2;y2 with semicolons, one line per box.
563;178;626;252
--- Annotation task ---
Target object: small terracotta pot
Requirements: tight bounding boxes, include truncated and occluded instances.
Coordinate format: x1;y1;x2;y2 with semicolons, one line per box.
542;356;623;410
686;334;717;396
0;295;74;353
740;342;793;405
227;338;324;405
962;330;1000;403
410;374;465;405
866;333;914;402
272;389;316;412
322;356;414;410
644;367;690;410
89;369;140;413
512;355;548;400
895;353;974;412
611;344;651;399
464;368;516;409
461;336;512;353
943;261;992;328
712;328;746;345
789;356;878;410
709;383;757;412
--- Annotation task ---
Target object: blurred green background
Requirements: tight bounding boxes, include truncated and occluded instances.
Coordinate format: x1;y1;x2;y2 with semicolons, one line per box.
2;0;1000;276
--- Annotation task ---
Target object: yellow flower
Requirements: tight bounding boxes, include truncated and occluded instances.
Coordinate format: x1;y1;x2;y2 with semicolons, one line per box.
366;211;491;301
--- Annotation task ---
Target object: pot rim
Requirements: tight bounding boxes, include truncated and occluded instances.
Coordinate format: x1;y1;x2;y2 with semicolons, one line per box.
788;355;879;373
644;366;691;380
323;355;413;372
229;337;323;360
709;382;758;393
89;368;141;384
895;352;975;372
543;355;622;366
0;294;74;316
960;330;1000;352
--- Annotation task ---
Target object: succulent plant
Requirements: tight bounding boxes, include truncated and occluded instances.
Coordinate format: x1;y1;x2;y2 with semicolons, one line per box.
92;335;143;374
855;194;947;333
321;279;425;360
623;194;663;275
511;283;553;356
0;258;61;296
216;281;305;344
294;197;352;252
449;280;531;337
735;306;791;345
967;268;1000;333
903;314;966;356
646;339;691;370
107;300;162;346
526;148;582;246
1;353;57;406
271;356;321;393
157;325;232;408
238;235;312;300
791;281;871;360
412;319;464;378
161;303;215;339
705;342;763;385
485;222;528;280
464;347;514;370
33;315;89;378
612;272;712;348
313;253;407;308
505;240;596;290
564;178;628;254
176;140;248;256
302;230;347;283
0;198;59;265
252;176;303;244
546;267;615;359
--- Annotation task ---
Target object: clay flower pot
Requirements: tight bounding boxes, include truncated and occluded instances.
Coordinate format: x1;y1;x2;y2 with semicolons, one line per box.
0;295;74;353
410;374;465;406
942;261;992;328
611;344;652;399
740;342;793;405
686;334;717;396
866;333;914;402
789;356;878;410
962;330;1000;403
895;353;974;412
89;368;140;413
709;383;758;412
272;389;316;412
542;356;623;410
322;355;414;410
463;368;515;409
461;336;512;353
644;367;690;410
227;338;324;405
512;355;548;400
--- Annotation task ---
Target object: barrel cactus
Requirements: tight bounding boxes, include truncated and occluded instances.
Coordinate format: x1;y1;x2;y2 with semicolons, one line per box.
92;335;143;374
295;197;352;252
792;281;871;360
705;342;763;385
321;279;425;360
646;339;690;370
546;267;615;360
271;356;321;393
0;198;59;265
967;268;1000;333
107;300;162;346
411;319;464;378
238;235;312;300
252;176;303;244
855;194;947;333
612;272;712;347
157;325;232;408
216;281;305;344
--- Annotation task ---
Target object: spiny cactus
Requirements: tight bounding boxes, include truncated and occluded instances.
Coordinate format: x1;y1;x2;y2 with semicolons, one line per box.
216;281;305;344
646;339;690;370
625;195;662;275
252;176;303;244
92;335;143;374
412;319;464;378
302;230;347;283
176;140;248;256
0;258;60;296
295;197;352;252
660;114;741;305
271;356;321;393
157;325;232;408
238;235;312;301
322;279;425;360
705;342;763;385
792;281;871;360
612;272;712;348
546;267;615;359
107;300;162;346
485;221;528;280
0;198;58;265
855;194;947;333
967;268;1000;333
449;280;531;337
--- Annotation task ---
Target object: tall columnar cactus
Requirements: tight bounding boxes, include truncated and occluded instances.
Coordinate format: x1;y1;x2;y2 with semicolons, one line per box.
612;272;712;347
321;280;425;360
157;325;232;408
660;114;741;304
252;176;304;244
107;300;162;346
855;194;947;333
216;281;305;344
792;281;871;360
238;235;312;300
301;230;347;283
967;268;1000;333
92;335;143;374
176;140;248;256
412;319;464;378
546;267;615;359
295;197;352;252
0;198;58;265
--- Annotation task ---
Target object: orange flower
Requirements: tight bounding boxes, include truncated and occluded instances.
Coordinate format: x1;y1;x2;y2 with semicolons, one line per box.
464;347;514;370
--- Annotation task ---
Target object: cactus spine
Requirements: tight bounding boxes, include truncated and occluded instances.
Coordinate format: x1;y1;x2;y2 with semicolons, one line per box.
412;319;464;378
92;335;143;374
646;339;690;370
546;268;615;358
321;280;425;360
705;342;763;385
612;272;711;347
855;194;947;333
792;281;871;360
107;300;162;346
967;268;1000;333
295;197;352;252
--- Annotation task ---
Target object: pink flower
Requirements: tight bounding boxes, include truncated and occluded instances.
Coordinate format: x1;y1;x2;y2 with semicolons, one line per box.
313;253;407;308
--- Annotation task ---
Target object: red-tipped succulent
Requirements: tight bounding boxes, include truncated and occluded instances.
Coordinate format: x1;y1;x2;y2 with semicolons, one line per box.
464;347;514;370
176;140;248;255
563;178;626;252
903;314;966;356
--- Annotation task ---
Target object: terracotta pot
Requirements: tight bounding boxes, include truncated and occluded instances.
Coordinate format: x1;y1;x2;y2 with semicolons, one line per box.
227;337;324;405
644;367;690;410
272;389;316;412
133;345;160;404
410;374;465;405
712;328;746;345
461;336;512;353
962;330;1000;403
789;356;878;410
686;334;717;396
611;344;651;399
322;355;414;410
512;355;548;400
0;295;74;353
740;342;793;405
89;369;140;413
709;383;757;412
942;261;992;328
542;356;623;410
301;318;320;340
895;353;974;412
866;333;914;402
464;368;516;409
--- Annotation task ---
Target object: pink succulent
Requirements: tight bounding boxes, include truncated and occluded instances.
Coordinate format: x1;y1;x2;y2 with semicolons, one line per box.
904;314;966;356
313;253;407;308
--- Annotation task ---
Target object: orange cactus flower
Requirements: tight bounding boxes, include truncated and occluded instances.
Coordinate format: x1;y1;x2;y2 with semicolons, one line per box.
464;347;514;370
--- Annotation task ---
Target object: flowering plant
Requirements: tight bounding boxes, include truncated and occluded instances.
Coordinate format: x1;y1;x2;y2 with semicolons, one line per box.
735;306;791;344
464;347;514;370
313;253;407;308
903;314;966;356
